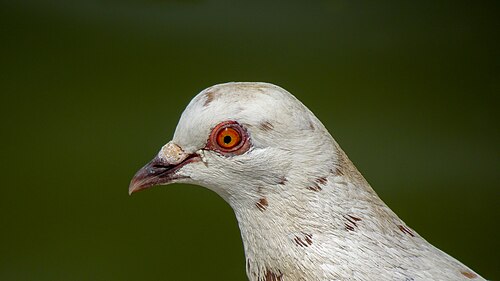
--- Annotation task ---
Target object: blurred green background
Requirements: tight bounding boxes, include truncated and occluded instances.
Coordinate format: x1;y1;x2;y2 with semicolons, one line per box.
1;0;498;280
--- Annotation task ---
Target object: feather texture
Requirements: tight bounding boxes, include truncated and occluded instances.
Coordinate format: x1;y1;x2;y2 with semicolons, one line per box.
133;82;485;281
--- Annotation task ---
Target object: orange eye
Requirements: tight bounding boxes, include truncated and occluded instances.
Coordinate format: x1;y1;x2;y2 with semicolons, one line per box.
207;121;251;155
216;127;241;149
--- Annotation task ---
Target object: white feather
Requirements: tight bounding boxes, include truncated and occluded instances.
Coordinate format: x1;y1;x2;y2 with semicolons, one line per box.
164;82;484;281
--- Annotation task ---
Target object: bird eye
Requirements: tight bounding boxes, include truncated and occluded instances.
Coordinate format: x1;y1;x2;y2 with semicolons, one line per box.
207;121;251;155
216;127;241;149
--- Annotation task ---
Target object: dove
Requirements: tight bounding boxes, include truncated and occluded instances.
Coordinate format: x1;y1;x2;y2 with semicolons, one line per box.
129;82;485;281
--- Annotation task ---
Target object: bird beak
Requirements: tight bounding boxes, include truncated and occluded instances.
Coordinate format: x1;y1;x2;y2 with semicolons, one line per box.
129;142;199;195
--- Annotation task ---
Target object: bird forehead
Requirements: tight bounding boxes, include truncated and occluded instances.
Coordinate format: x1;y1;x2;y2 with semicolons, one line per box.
199;82;290;109
172;82;310;152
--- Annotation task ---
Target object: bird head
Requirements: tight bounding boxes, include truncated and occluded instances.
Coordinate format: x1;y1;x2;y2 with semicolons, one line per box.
129;82;336;206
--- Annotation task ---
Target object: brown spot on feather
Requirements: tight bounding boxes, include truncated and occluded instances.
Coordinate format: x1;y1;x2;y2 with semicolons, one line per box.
307;182;322;192
344;214;361;231
293;233;313;247
259;121;274;131
398;224;415;237
309;121;315;130
264;269;283;281
316;177;327;185
347;214;361;222
256;198;268;211
307;177;328;191
294;236;308;247
333;167;344;176
304;233;313;245
461;270;477;279
278;176;287;185
204;91;215;107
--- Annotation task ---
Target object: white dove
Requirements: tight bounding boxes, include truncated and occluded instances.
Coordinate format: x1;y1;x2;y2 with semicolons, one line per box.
129;82;485;281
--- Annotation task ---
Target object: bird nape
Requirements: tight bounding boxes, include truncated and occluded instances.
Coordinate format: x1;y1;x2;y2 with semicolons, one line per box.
129;82;485;281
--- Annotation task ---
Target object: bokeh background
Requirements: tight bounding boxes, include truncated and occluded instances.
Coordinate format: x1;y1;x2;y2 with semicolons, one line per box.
1;0;498;280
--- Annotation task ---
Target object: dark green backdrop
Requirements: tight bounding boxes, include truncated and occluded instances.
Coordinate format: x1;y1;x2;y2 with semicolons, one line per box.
1;1;498;280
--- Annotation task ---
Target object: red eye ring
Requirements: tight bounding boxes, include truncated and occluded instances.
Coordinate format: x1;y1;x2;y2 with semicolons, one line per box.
207;121;251;155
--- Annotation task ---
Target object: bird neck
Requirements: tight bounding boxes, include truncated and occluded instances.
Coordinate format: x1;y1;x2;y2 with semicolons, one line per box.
229;146;398;281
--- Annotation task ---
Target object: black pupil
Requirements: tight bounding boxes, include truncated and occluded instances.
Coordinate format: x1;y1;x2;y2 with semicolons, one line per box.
223;135;232;144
